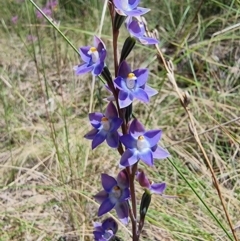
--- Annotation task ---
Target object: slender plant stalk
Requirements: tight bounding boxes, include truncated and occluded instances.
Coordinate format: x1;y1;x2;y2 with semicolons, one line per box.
108;2;138;240
166;116;240;148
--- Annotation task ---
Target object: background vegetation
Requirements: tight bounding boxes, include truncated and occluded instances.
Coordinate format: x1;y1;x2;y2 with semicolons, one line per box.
0;0;239;240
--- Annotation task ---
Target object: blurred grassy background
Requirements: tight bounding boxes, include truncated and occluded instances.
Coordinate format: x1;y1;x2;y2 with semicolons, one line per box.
0;0;239;240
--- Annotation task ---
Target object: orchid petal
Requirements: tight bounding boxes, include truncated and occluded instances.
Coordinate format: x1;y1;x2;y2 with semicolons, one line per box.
84;128;98;140
106;131;119;148
129;119;145;136
144;130;162;147
125;7;150;16
93;61;104;76
117;170;129;188
139;36;159;45
118;90;132;108
133;88;149;102
115;202;129;224
119;134;136;149
105;101;118;118
98;198;115;216
74;64;93;75
92;132;106;149
109;118;122;132
101;174;117;192
94;190;108;203
118;60;131;78
120;149;138;167
153;146;170;159
133;68;148;86
144;84;158;97
150;182;166;194
136;170;151;188
89;112;103;128
79;46;91;62
102;217;118;234
138;149;153;166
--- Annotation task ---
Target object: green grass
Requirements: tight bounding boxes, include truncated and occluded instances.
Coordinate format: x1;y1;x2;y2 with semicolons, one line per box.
0;0;240;240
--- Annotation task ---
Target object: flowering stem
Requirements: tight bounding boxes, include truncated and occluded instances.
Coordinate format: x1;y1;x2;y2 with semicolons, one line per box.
128;163;139;240
109;5;139;241
113;30;119;76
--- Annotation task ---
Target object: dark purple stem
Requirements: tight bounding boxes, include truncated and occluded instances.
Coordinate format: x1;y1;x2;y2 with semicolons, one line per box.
108;2;138;241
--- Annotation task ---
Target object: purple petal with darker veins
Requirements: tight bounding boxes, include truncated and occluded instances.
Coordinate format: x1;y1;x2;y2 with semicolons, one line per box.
79;46;91;62
84;128;98;140
152;146;170;159
98;198;115;216
117;170;129;188
106;131;119;148
74;64;93;75
93;35;100;47
150;182;166;194
120;149;138;167
128;20;143;35
119;90;132;108
128;0;140;8
129;119;145;137
119;134;136;149
101;173;117;192
105;101;118;118
115;202;129;224
139;37;159;45
114;77;125;90
94;190;108;203
102;218;118;234
93;62;104;76
133;88;149;102
89;112;103;128
109;118;122;132
144;84;158;97
138;149;153;166
151;144;157;152
137;170;150;188
133;68;148;86
118;61;131;79
92;132;106;149
93;231;102;240
120;188;130;202
144;130;162;147
99;49;107;62
94;36;106;49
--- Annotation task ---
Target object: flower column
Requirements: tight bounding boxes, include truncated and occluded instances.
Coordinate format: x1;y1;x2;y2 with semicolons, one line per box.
74;1;170;240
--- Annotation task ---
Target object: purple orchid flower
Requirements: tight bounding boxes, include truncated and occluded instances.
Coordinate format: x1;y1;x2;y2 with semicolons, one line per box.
27;35;37;43
11;16;18;24
36;7;52;19
46;0;58;10
74;36;107;76
119;119;170;167
94;170;130;224
126;17;159;45
93;217;118;241
36;0;58;19
136;169;166;195
84;102;122;149
114;60;158;108
113;0;150;16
